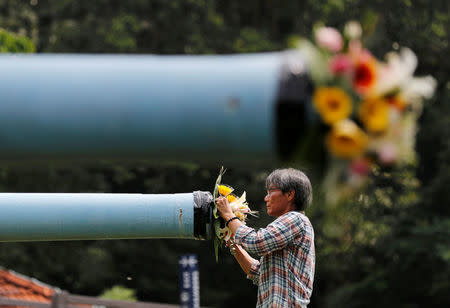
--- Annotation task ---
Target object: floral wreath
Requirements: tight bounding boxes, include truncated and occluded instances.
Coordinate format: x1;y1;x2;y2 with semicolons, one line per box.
212;167;257;261
210;21;436;259
295;21;436;203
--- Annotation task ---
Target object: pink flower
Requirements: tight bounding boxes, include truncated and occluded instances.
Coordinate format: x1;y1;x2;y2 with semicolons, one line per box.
330;54;353;75
315;27;343;53
378;143;398;165
348;39;363;57
348;40;373;61
350;158;371;176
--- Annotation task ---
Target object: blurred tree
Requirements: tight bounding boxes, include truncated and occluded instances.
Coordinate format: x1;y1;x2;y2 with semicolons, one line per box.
318;164;450;307
0;28;34;52
100;285;137;301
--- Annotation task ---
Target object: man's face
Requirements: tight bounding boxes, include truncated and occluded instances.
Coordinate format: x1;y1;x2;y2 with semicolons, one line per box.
264;186;292;217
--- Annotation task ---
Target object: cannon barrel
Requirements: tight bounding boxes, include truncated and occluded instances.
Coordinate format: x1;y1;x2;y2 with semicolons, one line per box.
0;191;213;242
0;51;312;163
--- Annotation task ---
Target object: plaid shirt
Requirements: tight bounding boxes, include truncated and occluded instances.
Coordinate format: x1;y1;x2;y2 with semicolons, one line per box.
234;211;315;308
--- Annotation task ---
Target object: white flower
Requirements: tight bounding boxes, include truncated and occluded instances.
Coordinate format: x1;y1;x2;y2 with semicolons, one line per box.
214;222;232;241
402;75;437;102
372;48;436;103
297;39;332;83
368;112;417;164
388;47;418;78
371;48;416;95
344;21;362;40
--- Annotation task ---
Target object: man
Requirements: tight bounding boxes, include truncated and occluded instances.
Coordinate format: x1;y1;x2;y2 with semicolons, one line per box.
216;168;315;308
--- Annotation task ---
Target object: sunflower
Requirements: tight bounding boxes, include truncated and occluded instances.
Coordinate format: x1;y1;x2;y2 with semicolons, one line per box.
313;87;353;125
217;184;234;196
358;98;390;133
326;119;369;159
226;193;238;203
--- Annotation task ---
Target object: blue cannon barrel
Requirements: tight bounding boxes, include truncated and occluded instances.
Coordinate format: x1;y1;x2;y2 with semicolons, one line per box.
0;51;312;162
0;191;213;242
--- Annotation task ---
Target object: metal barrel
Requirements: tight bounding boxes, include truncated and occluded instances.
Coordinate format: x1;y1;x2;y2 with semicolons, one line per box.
0;191;213;242
0;51;312;163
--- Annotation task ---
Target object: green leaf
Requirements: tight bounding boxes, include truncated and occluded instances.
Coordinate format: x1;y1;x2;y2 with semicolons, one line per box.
212;166;225;219
212;166;226;262
214;236;219;263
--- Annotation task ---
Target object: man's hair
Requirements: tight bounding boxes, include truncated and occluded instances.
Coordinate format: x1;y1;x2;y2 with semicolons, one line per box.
266;168;312;211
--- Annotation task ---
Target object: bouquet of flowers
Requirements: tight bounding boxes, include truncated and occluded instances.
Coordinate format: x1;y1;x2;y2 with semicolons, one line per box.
296;21;436;203
212;167;257;261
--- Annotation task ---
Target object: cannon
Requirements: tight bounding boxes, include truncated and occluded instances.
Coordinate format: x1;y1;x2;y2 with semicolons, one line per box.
0;51;313;242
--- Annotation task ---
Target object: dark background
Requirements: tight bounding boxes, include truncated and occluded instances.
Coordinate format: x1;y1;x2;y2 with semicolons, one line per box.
0;1;449;307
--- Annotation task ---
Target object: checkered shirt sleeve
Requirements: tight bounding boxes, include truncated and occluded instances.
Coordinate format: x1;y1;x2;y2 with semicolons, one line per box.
246;258;261;285
234;211;306;256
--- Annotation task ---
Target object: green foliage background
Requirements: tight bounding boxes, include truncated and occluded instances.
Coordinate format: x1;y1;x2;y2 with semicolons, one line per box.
0;1;448;307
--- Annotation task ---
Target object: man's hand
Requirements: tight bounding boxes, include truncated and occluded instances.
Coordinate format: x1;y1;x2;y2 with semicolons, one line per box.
215;196;234;221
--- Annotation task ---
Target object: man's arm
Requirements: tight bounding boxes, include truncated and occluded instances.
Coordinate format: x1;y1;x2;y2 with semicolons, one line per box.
234;213;304;256
215;196;260;280
229;241;257;275
215;196;304;257
215;196;245;234
228;241;260;284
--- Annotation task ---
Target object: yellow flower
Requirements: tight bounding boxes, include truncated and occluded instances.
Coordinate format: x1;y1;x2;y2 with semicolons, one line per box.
226;193;238;203
358;98;390;133
217;184;233;196
326;119;368;159
313;87;353;125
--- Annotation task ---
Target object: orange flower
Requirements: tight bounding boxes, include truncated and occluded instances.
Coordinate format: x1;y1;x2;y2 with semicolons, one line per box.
353;56;378;95
326;119;368;159
386;95;407;111
358;98;390;133
313;87;353;125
